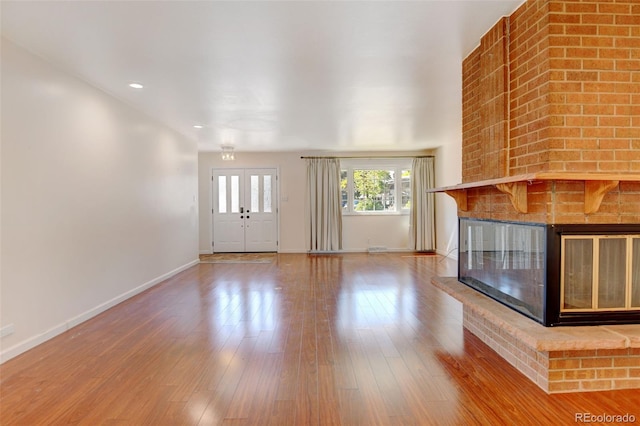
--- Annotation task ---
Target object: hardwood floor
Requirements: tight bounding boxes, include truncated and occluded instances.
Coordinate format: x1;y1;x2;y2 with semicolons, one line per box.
1;253;638;425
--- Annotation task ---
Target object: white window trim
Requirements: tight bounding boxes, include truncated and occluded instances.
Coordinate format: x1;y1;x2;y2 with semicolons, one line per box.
341;158;412;216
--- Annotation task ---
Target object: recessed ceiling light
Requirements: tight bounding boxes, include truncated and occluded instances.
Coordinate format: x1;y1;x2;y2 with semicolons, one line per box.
193;125;203;129
128;83;144;89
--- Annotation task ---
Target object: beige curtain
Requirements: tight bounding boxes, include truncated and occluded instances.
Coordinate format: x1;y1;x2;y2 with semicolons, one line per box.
306;158;343;251
409;157;435;251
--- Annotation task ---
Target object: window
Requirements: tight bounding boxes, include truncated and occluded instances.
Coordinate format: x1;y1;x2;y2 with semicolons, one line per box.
340;159;411;214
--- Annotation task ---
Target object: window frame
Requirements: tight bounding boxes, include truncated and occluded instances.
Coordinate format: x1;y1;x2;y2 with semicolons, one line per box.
341;158;412;216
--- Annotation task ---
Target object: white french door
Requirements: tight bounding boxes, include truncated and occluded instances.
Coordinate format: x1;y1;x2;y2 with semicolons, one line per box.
212;168;278;252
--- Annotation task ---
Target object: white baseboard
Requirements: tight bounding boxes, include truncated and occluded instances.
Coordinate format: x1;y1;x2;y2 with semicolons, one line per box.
199;249;213;255
212;248;418;254
0;258;199;364
307;248;416;254
344;248;414;253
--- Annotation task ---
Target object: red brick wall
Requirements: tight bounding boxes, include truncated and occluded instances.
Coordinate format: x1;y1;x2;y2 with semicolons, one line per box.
460;0;640;224
481;18;510;179
462;49;482;182
462;18;510;182
547;0;640;173
509;0;552;175
457;183;550;224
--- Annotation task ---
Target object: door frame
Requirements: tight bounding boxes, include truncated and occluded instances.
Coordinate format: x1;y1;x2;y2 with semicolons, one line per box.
210;167;280;253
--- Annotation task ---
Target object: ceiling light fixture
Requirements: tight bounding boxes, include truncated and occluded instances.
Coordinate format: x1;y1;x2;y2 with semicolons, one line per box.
128;83;144;89
193;125;203;129
221;146;235;161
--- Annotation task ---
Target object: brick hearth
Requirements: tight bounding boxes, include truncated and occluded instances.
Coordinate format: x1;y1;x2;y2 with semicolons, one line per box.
431;276;640;393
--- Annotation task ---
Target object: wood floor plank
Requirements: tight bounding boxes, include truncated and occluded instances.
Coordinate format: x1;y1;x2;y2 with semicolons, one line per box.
346;339;392;425
204;335;258;416
1;253;639;425
336;388;366;425
224;331;278;420
292;296;320;426
317;364;342;426
267;399;297;426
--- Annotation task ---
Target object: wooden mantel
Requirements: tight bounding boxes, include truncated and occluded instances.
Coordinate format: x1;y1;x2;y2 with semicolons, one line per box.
427;172;640;214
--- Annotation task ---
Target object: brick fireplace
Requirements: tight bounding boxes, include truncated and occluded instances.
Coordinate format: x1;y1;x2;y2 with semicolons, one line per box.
430;0;640;392
446;0;640;326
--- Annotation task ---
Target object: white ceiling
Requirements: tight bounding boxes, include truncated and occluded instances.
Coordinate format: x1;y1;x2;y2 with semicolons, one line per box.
1;0;523;153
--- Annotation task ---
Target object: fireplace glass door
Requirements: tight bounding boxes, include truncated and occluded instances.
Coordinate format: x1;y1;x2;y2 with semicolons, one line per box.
562;238;593;310
459;219;546;323
561;235;640;312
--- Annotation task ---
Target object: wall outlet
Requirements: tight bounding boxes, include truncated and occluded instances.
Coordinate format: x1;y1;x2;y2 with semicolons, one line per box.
0;324;15;338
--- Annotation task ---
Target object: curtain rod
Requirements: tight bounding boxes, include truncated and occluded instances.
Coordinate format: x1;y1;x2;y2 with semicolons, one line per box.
300;155;434;159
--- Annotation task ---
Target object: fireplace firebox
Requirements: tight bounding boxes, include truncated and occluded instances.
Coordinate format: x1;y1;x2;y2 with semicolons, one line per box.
459;218;640;326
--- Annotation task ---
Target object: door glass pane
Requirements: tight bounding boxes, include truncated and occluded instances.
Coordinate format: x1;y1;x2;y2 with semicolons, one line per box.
632;238;640;307
231;175;240;213
264;175;272;213
218;176;227;213
598;238;626;309
251;175;259;212
563;239;593;310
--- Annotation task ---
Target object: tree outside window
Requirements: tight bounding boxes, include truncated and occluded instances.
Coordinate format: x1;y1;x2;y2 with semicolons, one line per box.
353;170;393;211
341;160;411;214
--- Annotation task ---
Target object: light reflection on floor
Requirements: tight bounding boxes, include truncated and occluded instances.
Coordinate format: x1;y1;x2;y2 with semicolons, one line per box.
185;253;463;422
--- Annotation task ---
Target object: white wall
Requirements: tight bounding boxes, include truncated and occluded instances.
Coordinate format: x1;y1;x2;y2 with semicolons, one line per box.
434;136;462;260
199;150;431;253
342;214;410;251
0;39;199;362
